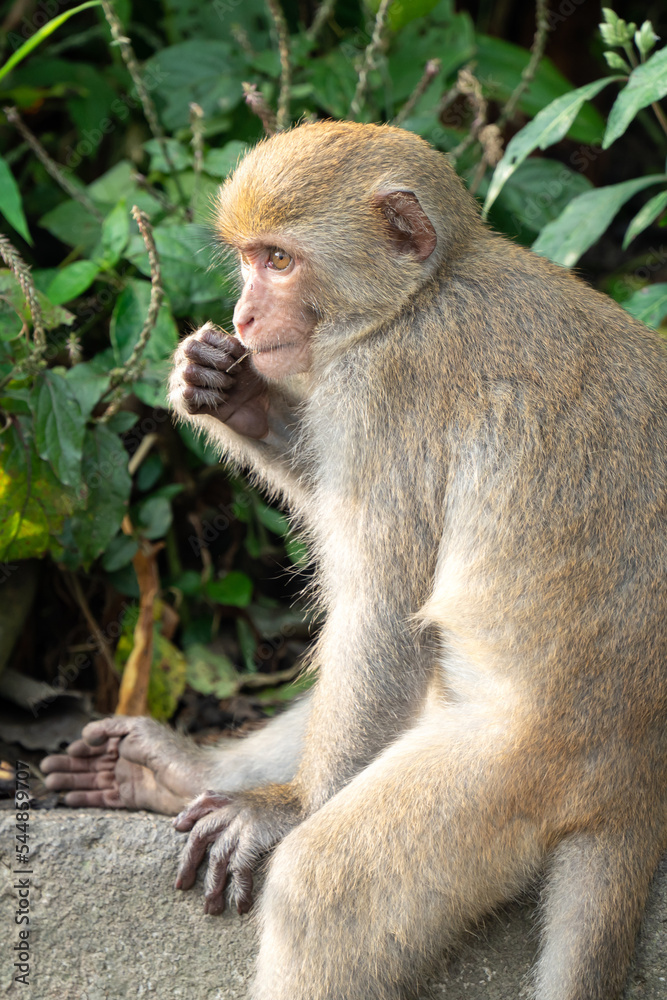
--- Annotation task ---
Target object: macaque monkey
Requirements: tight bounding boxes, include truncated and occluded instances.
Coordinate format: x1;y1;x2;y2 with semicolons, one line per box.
42;121;667;1000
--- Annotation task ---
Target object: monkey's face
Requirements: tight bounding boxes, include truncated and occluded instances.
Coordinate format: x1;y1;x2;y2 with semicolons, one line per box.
232;244;315;379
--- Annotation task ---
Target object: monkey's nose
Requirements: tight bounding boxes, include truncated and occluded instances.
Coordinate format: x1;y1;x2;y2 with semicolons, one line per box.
235;316;255;339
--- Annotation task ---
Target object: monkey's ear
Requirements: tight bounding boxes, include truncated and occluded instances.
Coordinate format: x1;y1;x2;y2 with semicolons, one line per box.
374;190;437;262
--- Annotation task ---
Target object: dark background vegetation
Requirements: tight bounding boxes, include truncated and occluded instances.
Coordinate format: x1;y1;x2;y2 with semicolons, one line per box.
0;0;665;771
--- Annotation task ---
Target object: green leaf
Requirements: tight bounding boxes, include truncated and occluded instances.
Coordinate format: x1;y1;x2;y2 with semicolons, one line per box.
254;498;289;536
365;0;440;30
31;370;86;487
603;51;631;73
110;279;178;364
484;77;621;216
0;270;74;338
532;174;667;267
136;495;172;540
39;199;102;252
623;189;667;248
604;46;667;148
46;260;100;304
206;570;253;608
621;283;667;328
0;418;76;560
475;35;606;143
98;199;130;267
0;155;31;244
115;607;187;720
171;570;203;596
0;1;102;84
64;362;110;418
488;158;592;241
185;643;238;699
203;141;249;179
60;424;132;568
599;9;635;46
635;21;660;59
143;138;192;174
177;422;220;465
101;532;138;572
143;41;243;130
125;225;227;314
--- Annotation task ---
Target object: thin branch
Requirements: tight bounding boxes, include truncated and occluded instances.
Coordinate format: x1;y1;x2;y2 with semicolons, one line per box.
448;67;488;162
0;232;45;351
495;0;550;131
392;58;440;127
349;0;394;120
99;0;189;213
98;206;163;422
67;572;119;682
307;0;336;42
3;106;102;220
243;82;278;137
266;0;292;130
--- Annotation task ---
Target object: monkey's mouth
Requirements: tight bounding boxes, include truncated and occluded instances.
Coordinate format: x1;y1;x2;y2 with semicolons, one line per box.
250;342;296;354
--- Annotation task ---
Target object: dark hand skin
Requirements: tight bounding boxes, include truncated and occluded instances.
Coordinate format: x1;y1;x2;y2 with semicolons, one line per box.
180;326;270;439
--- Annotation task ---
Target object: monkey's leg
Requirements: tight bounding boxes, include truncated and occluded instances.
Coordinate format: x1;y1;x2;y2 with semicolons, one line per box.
251;709;544;1000
534;827;665;1000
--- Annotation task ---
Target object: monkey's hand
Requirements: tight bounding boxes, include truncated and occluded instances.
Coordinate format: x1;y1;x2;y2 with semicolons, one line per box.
40;717;193;814
173;784;302;915
171;323;270;439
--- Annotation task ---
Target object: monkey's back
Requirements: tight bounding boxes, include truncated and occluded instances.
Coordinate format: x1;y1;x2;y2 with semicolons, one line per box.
421;236;666;774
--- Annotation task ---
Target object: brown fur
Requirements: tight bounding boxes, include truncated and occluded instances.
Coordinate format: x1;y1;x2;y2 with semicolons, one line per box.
45;121;667;999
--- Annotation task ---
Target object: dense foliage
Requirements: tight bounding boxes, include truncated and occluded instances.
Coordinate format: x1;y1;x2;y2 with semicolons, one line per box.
0;0;665;718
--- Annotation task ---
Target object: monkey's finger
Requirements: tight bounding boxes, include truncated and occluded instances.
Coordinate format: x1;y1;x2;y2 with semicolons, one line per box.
203;849;231;914
198;324;245;356
44;769;116;791
42;753;116;777
173;791;231;831
63;789;124;808
232;867;254;915
185;336;237;372
81;717;134;745
184;362;234;392
181;384;226;416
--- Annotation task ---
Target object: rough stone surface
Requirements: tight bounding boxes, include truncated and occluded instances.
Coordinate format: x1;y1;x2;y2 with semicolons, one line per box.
1;809;665;1000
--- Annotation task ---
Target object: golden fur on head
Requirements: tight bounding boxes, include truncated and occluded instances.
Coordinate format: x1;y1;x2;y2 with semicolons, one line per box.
214;120;483;319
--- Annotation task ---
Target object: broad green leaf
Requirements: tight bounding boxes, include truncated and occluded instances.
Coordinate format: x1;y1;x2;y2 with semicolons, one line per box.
64;362;110;418
366;0;440;30
59;424;132;568
621;283;667;328
206;570;253;608
599;9;635;47
177;422;220;465
136;495;172;540
143;138;192;175
0;270;74;338
623;189;667;248
604;46;667;148
484;77;620;216
203;141;249;179
185;643;238;699
532;175;667;267
143;41;243;130
0;418;76;560
31;370;86;487
488;158;592;242
110;279;178;364
40;199;102;252
46;260;100;304
0;155;31;244
604;51;631;73
125;225;225;314
98;199;130;267
101;532;138;572
254;498;289;536
0;1;101;83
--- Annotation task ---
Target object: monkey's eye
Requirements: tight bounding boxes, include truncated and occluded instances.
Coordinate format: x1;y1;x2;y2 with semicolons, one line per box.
269;248;292;271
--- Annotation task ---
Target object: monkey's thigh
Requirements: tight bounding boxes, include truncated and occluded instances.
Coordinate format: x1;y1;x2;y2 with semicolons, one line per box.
252;711;545;1000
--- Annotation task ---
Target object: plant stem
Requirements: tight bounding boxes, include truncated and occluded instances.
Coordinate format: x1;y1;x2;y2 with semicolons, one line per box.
392;59;440;127
0;232;45;352
266;0;291;131
3;106;102;220
99;0;189;214
349;0;393;120
496;0;550;131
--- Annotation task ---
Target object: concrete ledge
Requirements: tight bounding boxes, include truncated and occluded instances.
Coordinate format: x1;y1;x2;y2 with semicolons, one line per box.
1;810;665;999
